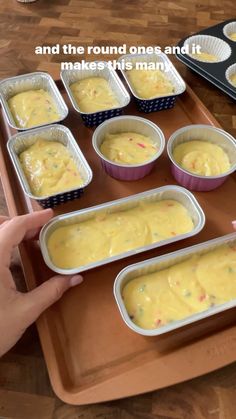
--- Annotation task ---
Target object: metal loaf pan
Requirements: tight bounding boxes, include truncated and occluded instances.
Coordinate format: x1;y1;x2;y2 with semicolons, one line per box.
0;72;68;130
60;62;130;127
114;232;236;337
39;185;205;274
7;124;93;208
118;52;186;113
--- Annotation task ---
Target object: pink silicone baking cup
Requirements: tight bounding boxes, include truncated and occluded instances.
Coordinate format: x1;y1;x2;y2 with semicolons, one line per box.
92;115;165;181
100;158;156;181
170;163;228;191
167;125;236;192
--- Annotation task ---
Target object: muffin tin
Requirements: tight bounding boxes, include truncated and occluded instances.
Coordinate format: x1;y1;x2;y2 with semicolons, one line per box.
176;19;236;100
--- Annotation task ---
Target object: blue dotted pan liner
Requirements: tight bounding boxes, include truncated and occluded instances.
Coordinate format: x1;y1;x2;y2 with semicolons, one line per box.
135;95;177;113
38;188;84;209
81;107;124;127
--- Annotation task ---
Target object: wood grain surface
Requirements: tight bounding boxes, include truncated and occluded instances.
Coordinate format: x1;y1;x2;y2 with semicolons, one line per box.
0;0;236;418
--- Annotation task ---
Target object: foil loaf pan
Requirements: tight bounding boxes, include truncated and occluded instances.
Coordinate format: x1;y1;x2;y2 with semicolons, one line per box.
0;71;68;131
39;185;205;274
7;124;93;208
114;232;236;337
60;62;130;127
118;52;186;112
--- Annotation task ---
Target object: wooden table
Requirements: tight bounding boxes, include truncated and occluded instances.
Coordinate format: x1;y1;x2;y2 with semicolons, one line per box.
0;1;236;418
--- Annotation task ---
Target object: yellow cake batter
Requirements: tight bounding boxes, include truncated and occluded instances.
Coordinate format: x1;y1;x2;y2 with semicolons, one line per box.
190;52;218;62
229;33;236;41
173;140;230;176
19;139;83;197
47;199;194;269
230;73;236;87
125;69;175;99
123;243;236;329
191;52;218;63
8;89;60;129
70;77;119;113
100;132;158;164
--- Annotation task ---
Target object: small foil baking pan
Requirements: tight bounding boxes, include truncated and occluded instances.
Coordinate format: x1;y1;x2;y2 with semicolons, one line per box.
7;124;93;208
0;72;69;131
114;232;236;337
39;185;205;274
60;62;130;127
118;52;186;113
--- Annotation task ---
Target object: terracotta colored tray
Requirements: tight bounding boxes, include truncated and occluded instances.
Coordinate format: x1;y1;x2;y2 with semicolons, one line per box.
1;80;236;405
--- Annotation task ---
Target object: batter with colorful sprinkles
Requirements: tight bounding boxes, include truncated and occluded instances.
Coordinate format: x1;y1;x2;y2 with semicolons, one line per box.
123;243;236;330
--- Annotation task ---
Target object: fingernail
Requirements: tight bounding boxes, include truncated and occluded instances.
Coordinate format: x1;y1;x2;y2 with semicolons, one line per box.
232;220;236;227
70;275;83;287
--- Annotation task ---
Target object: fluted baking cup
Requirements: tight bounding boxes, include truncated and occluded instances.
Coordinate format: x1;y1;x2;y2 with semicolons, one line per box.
92;115;165;181
225;63;236;89
167;124;236;191
223;22;236;42
183;35;231;63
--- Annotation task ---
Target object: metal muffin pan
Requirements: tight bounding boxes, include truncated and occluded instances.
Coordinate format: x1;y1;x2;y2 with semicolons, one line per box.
7;124;93;208
114;232;236;337
118;52;186;113
60;62;130;127
39;185;205;275
0;72;69;131
176;19;236;100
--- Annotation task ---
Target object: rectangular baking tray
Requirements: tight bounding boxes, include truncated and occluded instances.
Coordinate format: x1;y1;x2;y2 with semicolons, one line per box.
0;71;69;130
7;124;93;208
40;185;205;274
114;232;236;336
1;79;236;405
176;19;236;100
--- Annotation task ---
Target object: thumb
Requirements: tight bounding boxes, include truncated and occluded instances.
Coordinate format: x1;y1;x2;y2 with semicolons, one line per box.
21;274;83;326
233;221;236;230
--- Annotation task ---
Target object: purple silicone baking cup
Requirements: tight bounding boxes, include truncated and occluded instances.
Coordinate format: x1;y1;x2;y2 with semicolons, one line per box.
171;163;228;191
167;124;236;192
101;159;156;181
92;115;165;181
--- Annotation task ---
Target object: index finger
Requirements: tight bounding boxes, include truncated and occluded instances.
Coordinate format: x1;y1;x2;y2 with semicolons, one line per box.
0;209;53;266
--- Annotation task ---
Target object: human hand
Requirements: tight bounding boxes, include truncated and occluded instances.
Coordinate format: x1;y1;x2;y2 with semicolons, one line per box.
0;209;83;357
